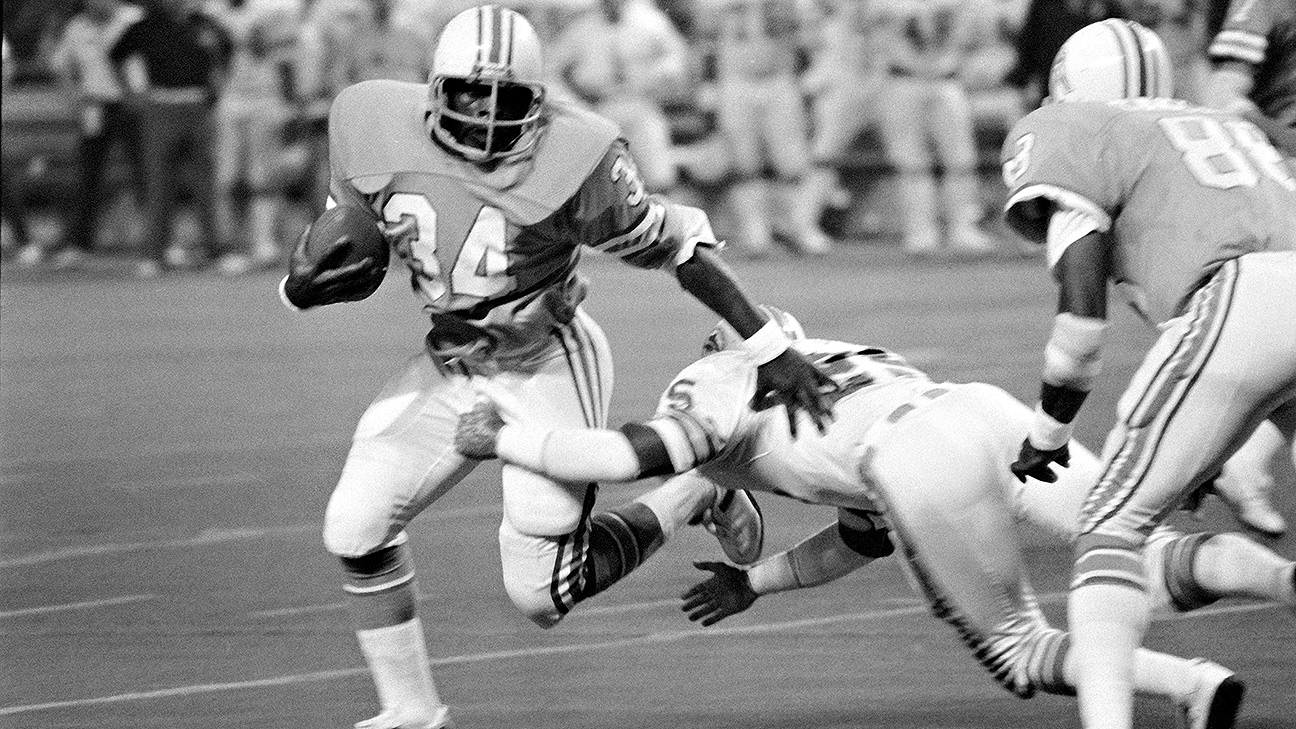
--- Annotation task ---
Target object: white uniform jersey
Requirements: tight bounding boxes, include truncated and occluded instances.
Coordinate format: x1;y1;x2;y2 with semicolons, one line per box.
642;339;934;510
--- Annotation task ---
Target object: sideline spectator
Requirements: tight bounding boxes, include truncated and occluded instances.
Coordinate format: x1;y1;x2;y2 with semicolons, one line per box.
700;0;833;257
871;0;1001;257
29;0;147;270
801;0;885;239
110;0;232;278
209;0;303;276
548;0;691;196
294;0;433;217
1006;0;1123;110
1;34;34;261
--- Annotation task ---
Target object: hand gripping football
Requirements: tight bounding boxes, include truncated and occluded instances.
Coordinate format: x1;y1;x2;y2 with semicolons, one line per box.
283;205;390;309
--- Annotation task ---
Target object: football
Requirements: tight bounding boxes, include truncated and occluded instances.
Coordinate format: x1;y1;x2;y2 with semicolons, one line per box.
304;204;390;274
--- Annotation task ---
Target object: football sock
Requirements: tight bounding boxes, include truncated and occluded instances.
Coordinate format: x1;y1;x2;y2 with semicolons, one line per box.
1192;532;1296;607
581;502;666;598
342;542;444;720
355;618;445;722
1069;539;1150;729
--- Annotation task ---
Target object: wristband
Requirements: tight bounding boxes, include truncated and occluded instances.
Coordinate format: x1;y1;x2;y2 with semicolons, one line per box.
741;317;791;365
745;552;796;596
1028;403;1073;451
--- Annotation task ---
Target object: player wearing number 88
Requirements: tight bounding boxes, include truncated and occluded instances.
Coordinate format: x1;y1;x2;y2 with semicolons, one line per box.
1001;18;1296;729
279;5;836;728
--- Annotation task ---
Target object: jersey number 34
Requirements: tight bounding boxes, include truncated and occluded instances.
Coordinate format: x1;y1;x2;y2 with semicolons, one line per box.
382;192;513;303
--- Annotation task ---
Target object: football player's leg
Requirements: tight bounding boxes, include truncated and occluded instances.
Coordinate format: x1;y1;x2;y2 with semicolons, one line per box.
930;81;995;254
1069;257;1295;729
766;79;830;256
1213;419;1288;537
877;78;939;255
494;308;619;625
718;80;774;256
324;350;478;728
1144;527;1296;617
864;387;1046;695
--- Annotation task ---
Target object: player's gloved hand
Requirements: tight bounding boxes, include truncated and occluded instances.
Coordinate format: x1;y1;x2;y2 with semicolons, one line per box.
1011;439;1071;483
455;400;507;460
282;224;387;310
754;349;838;438
681;560;758;626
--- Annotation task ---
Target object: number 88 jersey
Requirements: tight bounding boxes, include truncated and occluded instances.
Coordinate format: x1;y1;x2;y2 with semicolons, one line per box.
1001;98;1296;325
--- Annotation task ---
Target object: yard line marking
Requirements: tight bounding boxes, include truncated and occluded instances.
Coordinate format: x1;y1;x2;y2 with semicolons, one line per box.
0;595;1280;716
0;595;157;620
0;502;503;570
253;596;684;620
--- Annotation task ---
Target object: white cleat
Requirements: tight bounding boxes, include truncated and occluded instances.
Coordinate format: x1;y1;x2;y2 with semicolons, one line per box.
1177;659;1245;729
698;487;764;565
1214;479;1287;538
354;706;454;729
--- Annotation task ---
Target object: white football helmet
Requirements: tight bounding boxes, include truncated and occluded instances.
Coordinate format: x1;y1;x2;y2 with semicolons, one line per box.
703;306;806;356
427;5;546;163
1048;19;1173;103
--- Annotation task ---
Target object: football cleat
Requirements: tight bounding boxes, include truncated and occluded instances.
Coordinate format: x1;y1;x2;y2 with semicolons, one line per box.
1177;659;1245;729
354;706;454;729
698;486;765;565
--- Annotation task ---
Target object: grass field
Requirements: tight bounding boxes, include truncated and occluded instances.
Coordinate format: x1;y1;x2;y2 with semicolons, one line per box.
1;244;1292;729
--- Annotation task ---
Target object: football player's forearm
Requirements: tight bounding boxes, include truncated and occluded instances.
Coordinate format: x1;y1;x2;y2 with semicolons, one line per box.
746;524;875;596
675;247;766;338
1031;314;1105;450
495;424;645;482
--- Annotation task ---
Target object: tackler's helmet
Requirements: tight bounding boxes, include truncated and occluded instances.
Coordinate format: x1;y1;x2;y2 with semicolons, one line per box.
1047;19;1173;103
703;306;806;356
428;4;546;163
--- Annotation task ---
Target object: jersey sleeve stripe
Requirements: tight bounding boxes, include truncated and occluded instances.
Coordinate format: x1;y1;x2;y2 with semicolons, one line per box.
589;199;664;256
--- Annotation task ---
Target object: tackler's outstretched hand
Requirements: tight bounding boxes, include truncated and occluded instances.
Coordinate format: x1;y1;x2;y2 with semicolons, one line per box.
681;560;758;626
755;348;838;438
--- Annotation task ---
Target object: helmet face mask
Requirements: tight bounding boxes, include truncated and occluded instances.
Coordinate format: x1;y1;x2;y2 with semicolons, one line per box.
428;5;546;163
1047;19;1173;104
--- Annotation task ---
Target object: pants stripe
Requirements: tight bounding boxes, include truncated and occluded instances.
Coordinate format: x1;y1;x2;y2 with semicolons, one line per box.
1082;261;1238;533
548;484;599;616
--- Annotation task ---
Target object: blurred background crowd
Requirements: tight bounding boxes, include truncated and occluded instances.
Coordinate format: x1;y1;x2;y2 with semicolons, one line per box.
0;0;1253;275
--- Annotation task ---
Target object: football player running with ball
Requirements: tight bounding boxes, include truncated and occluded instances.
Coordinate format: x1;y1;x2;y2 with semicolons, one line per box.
455;306;1296;729
1000;19;1296;729
278;6;835;728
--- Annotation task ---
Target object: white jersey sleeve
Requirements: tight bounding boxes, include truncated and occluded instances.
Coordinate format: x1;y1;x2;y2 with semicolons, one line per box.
644;351;758;473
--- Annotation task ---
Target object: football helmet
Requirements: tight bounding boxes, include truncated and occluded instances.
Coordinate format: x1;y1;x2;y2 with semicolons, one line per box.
703;306;806;356
1047;19;1173;103
427;5;546;163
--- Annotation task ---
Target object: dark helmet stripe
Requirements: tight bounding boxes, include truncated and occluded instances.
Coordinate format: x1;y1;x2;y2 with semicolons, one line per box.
1128;22;1149;96
475;5;486;69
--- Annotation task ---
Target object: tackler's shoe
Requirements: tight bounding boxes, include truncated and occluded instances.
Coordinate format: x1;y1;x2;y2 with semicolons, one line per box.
354;706;454;729
697;486;764;565
1177;659;1245;729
